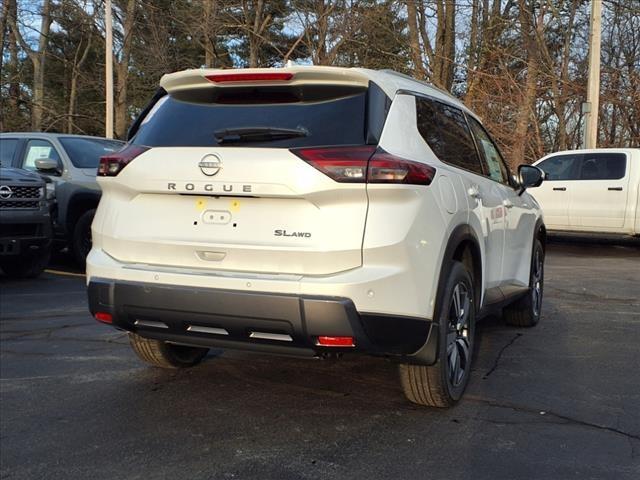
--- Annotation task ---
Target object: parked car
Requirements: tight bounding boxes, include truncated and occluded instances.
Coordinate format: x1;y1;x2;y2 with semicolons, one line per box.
532;148;640;236
0;133;125;265
87;67;546;407
0;166;53;278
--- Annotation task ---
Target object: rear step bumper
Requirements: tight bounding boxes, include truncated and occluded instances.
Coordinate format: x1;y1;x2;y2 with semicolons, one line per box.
88;278;435;361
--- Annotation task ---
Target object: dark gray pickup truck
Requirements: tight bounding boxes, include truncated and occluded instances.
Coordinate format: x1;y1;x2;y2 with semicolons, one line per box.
0;133;124;265
0;167;52;278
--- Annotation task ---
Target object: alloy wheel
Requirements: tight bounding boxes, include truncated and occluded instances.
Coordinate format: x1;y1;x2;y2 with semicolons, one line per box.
446;282;472;387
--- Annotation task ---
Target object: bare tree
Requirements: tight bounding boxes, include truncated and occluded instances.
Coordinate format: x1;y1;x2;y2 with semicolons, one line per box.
114;0;137;139
8;0;53;130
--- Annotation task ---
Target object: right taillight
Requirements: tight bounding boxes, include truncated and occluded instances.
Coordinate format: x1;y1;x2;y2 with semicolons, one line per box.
368;150;436;185
98;144;149;177
291;146;435;185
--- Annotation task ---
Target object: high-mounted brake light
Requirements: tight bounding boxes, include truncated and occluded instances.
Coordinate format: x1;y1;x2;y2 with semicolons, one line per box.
205;72;294;83
98;145;149;177
317;336;355;347
291;146;436;185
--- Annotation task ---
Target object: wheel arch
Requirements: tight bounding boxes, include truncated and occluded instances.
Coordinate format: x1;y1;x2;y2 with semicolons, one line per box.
66;191;101;238
406;224;482;366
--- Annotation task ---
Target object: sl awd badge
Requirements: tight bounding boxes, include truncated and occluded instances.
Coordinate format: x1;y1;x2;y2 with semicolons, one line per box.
198;154;222;176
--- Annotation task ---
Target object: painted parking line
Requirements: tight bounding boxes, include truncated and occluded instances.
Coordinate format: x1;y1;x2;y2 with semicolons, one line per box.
44;269;86;278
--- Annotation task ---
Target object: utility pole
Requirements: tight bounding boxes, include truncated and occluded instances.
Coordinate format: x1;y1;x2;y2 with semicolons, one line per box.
583;0;601;149
105;0;114;139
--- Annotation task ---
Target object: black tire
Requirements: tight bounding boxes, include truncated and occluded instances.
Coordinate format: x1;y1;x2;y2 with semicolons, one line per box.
504;238;544;327
72;209;95;267
0;249;51;279
129;333;209;369
399;261;476;407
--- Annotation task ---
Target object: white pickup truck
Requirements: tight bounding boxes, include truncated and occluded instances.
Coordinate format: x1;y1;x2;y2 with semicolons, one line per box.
532;148;640;236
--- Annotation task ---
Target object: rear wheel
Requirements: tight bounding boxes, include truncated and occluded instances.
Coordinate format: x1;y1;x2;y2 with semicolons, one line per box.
129;333;210;369
504;238;544;327
399;261;475;407
72;209;95;267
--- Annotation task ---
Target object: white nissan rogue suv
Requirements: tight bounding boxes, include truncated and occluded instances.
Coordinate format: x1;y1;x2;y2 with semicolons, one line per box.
87;67;546;407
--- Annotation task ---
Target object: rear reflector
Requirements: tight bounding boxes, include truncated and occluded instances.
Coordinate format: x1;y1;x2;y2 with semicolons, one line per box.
316;336;355;347
94;312;113;324
98;145;149;177
205;72;294;83
291;146;436;185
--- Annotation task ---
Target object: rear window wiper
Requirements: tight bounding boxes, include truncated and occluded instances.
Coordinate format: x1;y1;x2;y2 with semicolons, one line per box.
214;127;308;144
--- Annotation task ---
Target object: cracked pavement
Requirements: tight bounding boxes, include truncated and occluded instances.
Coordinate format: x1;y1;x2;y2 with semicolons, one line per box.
1;240;639;479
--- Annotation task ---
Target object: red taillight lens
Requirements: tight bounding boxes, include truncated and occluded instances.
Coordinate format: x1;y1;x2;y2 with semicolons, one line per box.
205;72;294;83
98;145;149;177
94;312;113;324
291;146;436;185
317;336;355;347
368;151;436;185
291;146;376;182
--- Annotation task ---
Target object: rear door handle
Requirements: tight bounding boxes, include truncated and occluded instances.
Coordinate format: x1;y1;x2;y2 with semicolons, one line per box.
502;199;514;209
552;187;566;191
608;187;623;191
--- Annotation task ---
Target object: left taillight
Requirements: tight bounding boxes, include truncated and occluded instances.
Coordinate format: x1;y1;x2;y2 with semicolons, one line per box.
98;145;149;177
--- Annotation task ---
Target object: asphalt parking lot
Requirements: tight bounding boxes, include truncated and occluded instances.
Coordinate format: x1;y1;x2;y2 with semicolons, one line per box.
1;239;639;480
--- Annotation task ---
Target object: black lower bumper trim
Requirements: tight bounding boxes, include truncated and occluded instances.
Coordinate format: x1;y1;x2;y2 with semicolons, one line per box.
87;278;435;361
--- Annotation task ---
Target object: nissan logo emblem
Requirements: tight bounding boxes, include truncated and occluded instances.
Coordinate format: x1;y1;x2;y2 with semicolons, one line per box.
198;154;222;176
0;185;13;199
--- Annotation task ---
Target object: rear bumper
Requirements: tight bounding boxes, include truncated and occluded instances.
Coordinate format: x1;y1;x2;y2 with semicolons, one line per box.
88;278;437;362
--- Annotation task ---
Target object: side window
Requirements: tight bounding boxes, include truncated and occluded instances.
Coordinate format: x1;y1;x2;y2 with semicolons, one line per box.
21;139;62;171
579;153;626;180
537;155;581;181
415;97;484;175
466;116;509;184
0;139;19;167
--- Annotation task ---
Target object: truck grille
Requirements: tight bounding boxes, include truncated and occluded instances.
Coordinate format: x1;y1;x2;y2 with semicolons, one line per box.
0;184;43;209
0;200;41;209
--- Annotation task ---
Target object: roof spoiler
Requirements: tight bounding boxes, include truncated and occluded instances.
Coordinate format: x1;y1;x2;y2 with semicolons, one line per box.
160;67;370;94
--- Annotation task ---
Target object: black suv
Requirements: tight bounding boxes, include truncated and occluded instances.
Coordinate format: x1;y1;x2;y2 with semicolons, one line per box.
0;167;52;278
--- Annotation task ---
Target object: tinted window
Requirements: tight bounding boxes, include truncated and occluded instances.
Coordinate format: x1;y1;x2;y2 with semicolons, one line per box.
537;155;580;181
0;139;18;167
415;97;483;175
579;153;626;180
132;94;367;148
22;139;61;171
59;137;124;168
467;116;509;184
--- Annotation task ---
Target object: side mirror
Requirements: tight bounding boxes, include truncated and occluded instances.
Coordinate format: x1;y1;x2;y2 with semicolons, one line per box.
35;158;61;175
517;164;544;195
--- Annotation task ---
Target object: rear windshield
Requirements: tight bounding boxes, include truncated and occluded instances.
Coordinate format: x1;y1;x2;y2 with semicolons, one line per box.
131;94;367;148
59;137;124;168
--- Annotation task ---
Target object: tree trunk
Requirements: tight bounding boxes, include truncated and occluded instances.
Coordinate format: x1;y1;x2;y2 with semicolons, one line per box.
67;33;93;134
202;0;219;67
7;0;52;131
0;0;10;131
511;0;542;166
405;1;426;79
248;0;265;67
114;0;137;139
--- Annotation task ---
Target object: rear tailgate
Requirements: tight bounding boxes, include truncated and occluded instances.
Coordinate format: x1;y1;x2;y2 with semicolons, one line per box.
97;68;384;276
98;147;368;275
